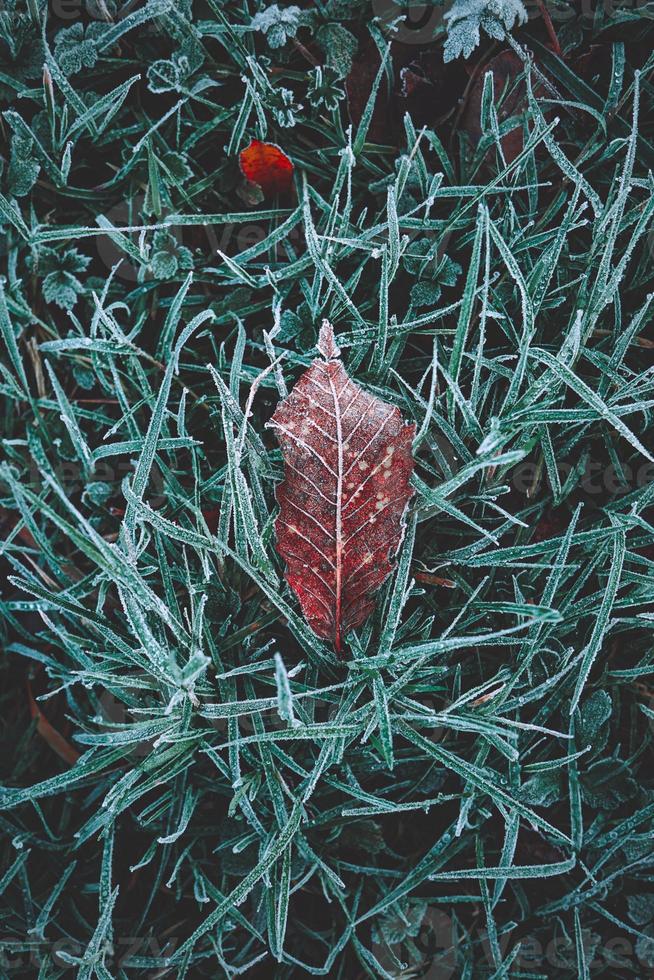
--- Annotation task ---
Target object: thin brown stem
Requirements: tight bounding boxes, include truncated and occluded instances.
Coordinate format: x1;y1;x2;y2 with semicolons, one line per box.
536;0;562;58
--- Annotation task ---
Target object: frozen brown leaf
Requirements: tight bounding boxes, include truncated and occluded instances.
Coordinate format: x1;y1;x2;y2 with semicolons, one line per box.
267;321;415;653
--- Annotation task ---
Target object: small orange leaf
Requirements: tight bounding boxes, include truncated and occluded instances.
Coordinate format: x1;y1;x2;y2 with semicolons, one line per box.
239;139;294;197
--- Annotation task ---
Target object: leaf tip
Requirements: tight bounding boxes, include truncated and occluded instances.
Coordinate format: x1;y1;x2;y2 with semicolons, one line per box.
317;320;340;361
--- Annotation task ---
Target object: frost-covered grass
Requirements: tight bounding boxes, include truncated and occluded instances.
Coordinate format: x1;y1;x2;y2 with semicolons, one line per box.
2;2;654;977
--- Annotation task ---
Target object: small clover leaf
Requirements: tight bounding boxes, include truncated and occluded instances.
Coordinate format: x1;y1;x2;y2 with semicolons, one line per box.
147;39;206;94
54;22;109;76
150;231;194;280
307;67;346;112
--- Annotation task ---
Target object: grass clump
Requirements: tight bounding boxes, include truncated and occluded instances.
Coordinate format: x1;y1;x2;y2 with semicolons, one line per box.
1;1;654;977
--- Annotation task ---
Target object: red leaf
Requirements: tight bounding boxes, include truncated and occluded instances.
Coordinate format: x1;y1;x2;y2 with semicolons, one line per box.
239;139;294;197
267;322;415;653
